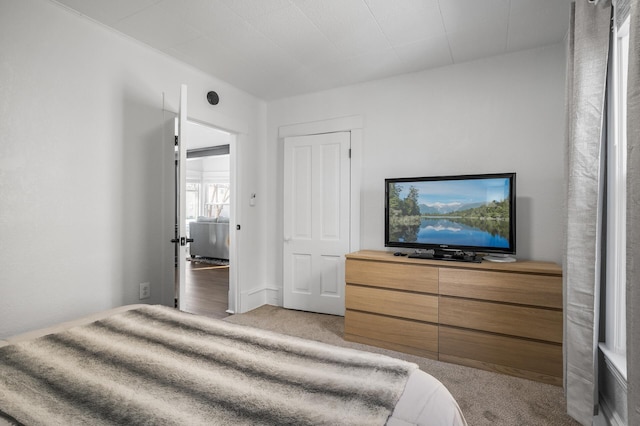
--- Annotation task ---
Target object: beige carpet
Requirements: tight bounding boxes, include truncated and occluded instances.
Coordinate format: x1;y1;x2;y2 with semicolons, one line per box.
224;305;580;426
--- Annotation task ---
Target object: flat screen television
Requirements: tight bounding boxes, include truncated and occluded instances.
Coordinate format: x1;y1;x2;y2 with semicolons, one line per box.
385;173;516;262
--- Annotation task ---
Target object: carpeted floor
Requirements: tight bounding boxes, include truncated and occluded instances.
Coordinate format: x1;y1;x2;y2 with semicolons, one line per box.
224;305;580;426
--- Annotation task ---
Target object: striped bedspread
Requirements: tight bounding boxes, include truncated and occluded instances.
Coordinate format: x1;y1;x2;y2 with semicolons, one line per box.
0;305;417;425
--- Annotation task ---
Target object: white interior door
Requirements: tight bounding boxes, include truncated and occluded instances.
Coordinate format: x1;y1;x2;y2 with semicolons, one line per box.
283;132;351;316
175;84;188;309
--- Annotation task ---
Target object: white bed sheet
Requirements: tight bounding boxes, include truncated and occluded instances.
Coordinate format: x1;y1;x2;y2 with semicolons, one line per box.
0;305;466;426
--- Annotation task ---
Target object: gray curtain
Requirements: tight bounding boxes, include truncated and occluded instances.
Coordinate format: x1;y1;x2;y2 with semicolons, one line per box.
564;1;611;424
626;0;640;424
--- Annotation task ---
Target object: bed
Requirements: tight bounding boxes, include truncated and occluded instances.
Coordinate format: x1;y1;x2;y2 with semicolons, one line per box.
0;305;466;426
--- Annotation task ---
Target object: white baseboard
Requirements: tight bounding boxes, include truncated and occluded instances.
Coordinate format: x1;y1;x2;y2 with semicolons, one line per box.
239;285;281;313
265;286;280;306
598;398;625;426
598;348;628;426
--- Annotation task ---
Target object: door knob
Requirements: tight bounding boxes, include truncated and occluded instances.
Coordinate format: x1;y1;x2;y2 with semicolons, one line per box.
171;237;195;246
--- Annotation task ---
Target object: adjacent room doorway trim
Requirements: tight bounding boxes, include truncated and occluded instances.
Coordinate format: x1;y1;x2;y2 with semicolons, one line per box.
163;95;244;315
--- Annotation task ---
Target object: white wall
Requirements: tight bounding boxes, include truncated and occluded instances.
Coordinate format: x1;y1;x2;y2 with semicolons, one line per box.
266;44;567;296
0;0;267;338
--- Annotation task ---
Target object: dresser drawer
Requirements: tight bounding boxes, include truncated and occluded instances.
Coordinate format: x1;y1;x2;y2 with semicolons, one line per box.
346;285;438;323
345;310;438;356
439;268;562;308
439;297;562;343
439;326;562;379
346;259;438;293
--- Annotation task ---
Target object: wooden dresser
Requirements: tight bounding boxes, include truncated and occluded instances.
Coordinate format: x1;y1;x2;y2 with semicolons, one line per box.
344;250;563;385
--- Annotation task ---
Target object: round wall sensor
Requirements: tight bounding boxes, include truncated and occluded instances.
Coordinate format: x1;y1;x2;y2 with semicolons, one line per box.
207;91;219;105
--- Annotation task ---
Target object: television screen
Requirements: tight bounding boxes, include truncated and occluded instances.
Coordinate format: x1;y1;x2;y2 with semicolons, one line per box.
385;173;516;255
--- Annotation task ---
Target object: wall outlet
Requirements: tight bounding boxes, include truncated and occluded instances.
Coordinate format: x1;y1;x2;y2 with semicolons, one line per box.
139;282;150;300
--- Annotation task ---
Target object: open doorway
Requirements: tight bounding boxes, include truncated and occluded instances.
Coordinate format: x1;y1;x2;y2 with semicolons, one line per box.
183;120;231;319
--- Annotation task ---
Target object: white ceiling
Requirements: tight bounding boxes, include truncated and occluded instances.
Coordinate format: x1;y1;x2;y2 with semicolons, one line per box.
53;0;573;101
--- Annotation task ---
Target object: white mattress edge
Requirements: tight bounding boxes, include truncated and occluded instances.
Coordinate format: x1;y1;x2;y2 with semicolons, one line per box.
389;369;467;425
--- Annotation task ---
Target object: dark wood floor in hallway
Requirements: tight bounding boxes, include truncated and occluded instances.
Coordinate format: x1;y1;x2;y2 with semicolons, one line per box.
184;259;230;320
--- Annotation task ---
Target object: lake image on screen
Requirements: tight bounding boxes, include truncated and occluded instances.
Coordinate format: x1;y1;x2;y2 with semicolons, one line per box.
387;178;511;248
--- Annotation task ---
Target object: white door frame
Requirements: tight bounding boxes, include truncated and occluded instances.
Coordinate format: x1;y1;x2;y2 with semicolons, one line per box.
163;91;246;314
278;115;363;304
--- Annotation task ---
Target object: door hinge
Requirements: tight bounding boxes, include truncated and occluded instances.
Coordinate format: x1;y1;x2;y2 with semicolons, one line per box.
348;148;352;158
174;135;178;146
174;298;178;308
